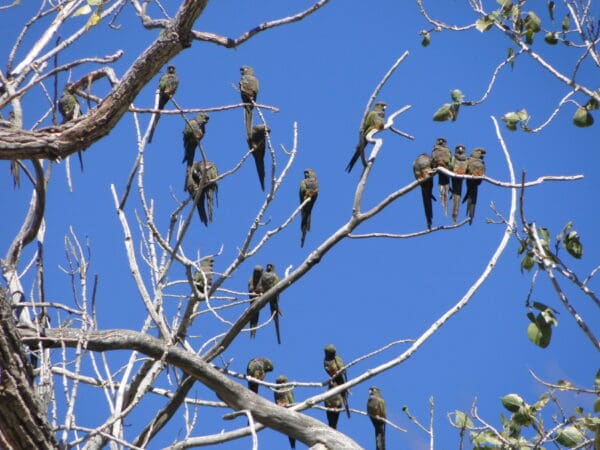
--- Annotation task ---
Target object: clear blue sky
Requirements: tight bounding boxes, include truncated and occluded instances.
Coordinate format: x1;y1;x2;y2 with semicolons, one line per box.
1;1;598;449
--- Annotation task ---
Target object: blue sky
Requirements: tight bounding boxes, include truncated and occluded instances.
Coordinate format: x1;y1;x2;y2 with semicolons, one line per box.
1;1;598;449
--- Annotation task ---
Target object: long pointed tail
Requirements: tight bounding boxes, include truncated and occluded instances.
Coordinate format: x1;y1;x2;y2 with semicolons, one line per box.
271;301;281;345
375;422;386;450
326;410;340;429
451;177;462;223
342;390;351;418
147;113;160;144
244;106;253;140
420;183;433;229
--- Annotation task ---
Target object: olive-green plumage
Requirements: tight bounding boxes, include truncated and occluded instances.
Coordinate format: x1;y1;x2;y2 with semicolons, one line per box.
431;137;452;217
247;124;269;191
324;381;344;429
186;160;218;226
248;265;264;339
299;168;319;248
239;66;259;139
182;112;210;168
367;386;386;450
323;344;350;418
246;357;273;394
462;148;486;224
148;65;179;143
193;257;214;298
258;263;281;345
58;86;83;170
274;375;296;448
413;153;435;229
451;144;468;223
346;101;386;173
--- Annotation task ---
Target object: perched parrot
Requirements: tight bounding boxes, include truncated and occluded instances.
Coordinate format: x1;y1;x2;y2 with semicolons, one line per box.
148;65;179;143
193;257;214;298
367;386;387;450
246;357;273;394
430;137;452;217
273;375;296;449
182;112;210;168
346;101;386;173
58;86;83;170
412;153;435;229
247;124;270;191
324;381;344;430
451;144;468;223
323;344;350;417
258;263;281;345
239;66;259;139
186;160;218;226
299;168;319;248
247;265;264;339
462;148;486;224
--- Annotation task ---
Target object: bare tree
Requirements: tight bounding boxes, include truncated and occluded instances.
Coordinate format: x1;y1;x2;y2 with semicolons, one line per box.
1;1;597;449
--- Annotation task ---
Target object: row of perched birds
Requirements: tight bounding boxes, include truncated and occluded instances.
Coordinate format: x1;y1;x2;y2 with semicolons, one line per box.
57;64;320;247
344;102;487;229
413;137;486;229
247;345;387;449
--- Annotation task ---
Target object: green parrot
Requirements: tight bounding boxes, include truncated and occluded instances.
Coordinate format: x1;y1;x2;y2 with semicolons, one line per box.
247;124;270;191
246;357;273;394
413;153;435;229
324;381;344;430
193;257;214;299
462;147;486;224
323;344;350;417
148;65;179;143
247;265;264;339
258;263;281;345
273;375;296;449
431;137;452;217
58;86;83;170
451;144;468;223
367;386;387;450
186;160;218;226
346;101;386;173
182;112;210;168
299;168;319;248
239;66;259;139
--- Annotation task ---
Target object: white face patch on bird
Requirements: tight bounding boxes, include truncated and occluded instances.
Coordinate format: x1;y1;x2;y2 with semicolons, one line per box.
436;137;447;146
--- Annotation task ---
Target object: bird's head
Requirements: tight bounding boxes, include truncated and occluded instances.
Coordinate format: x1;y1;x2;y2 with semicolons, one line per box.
374;101;387;111
472;147;486;159
324;344;337;356
369;386;381;396
304;168;315;179
196;112;210;124
276;375;288;384
266;263;275;272
436;137;447;146
240;66;254;76
167;65;176;74
253;265;263;274
455;144;466;155
263;358;274;372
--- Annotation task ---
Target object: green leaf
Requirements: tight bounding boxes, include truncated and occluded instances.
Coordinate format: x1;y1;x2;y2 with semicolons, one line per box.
472;430;504;446
513;405;535;426
573;107;594;127
544;32;558;45
517;239;527;255
532;394;550;412
532;301;552;312
451;410;474;428
527;321;552;348
521;252;535;272
88;0;102;5
594;398;600;413
595;369;600;391
556;426;585;447
73;4;92;16
450;89;464;103
433;103;454;122
547;1;555;21
562;14;570;32
538;227;550;244
563;231;583;258
421;31;431;47
585;93;599;110
87;12;101;28
476;16;495;32
501;394;525;413
525;29;534;44
525;11;542;32
502;111;521;130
